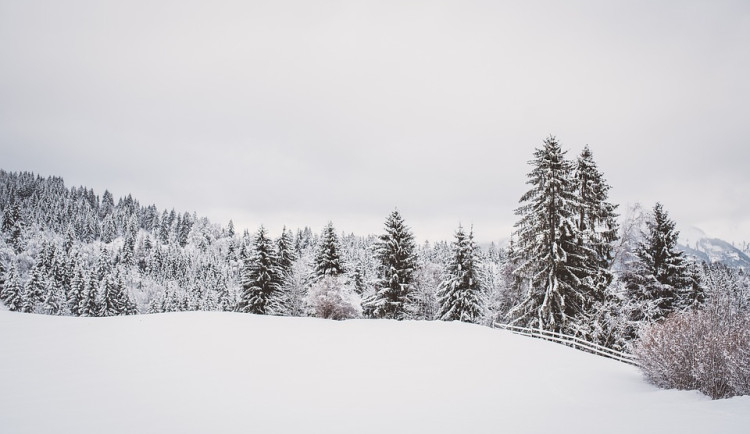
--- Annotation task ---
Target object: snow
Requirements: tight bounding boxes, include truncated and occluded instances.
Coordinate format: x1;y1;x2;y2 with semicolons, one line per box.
0;311;748;434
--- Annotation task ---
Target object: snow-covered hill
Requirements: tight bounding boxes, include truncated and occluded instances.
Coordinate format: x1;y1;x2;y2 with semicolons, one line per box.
0;311;748;434
679;226;750;269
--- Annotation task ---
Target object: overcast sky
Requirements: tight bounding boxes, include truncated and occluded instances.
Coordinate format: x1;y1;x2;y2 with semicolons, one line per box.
1;0;749;244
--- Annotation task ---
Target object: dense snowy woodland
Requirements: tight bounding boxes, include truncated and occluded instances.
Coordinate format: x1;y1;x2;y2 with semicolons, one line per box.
1;138;749;399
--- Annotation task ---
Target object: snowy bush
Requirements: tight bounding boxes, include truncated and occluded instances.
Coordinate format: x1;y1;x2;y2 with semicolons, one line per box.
634;308;750;399
305;276;362;320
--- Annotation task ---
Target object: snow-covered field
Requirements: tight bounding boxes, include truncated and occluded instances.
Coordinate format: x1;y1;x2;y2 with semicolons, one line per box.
0;311;748;434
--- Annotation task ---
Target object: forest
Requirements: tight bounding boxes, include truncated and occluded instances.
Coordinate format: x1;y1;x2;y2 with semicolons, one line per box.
1;137;748;398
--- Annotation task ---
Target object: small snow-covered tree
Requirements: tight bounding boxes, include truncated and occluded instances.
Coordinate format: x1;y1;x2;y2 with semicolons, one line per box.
24;262;47;313
436;225;484;323
78;271;99;317
276;226;297;278
363;210;417;320
1;201;24;253
313;222;345;278
278;256;312;317
305;275;361;320
237;226;283;314
0;262;23;311
68;267;85;316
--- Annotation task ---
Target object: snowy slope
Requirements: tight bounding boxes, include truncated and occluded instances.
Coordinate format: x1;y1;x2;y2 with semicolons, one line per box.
0;311;748;434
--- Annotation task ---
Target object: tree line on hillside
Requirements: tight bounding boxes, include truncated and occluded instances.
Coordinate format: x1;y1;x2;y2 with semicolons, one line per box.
0;138;749;396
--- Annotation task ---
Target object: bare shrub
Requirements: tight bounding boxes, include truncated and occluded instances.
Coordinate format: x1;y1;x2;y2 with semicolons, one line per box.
305;276;362;320
634;308;750;399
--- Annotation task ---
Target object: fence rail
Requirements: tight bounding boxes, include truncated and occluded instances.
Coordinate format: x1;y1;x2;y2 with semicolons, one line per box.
493;322;640;367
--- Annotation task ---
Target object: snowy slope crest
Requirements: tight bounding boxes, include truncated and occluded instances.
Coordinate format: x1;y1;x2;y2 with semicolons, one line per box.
0;311;748;434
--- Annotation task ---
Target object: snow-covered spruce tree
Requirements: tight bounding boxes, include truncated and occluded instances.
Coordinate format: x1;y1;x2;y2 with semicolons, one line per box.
68;267;84;316
313;222;345;278
101;214;117;244
99;270;136;316
0;262;22;311
621;203;697;326
276;226;297;278
363;210;417;320
24;262;47;313
436;225;484;323
78;271;99;317
569;147;622;342
121;214;138;266
1;200;24;253
237;226;283;314
0;259;5;301
508;136;597;332
574;146;619;290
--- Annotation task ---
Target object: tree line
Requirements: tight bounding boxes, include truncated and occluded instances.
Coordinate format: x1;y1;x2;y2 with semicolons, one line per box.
0;138;748;366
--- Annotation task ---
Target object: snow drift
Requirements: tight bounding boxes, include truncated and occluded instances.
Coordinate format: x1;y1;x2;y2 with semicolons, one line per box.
0;311;748;433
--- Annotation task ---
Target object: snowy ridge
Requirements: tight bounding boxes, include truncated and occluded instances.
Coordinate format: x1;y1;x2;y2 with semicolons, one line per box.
0;311;748;434
678;227;750;269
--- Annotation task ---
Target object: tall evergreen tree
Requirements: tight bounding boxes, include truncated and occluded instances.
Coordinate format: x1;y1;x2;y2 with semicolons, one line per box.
78;271;99;317
122;214;139;265
313;222;345;278
509;137;595;332
238;226;283;314
101;214;117;244
68;267;85;316
363;210;417;320
436;225;484;323
574;146;619;289
0;260;5;301
1;201;24;253
24;262;47;313
622;203;697;324
0;262;23;311
276;226;297;277
99;270;134;316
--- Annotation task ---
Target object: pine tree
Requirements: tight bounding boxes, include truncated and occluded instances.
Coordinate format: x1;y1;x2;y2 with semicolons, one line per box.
63;224;76;254
101;214;117;244
237;226;283;314
363;210;417;320
574;146;619;281
509;136;595;332
313;222;345;278
0;260;5;301
78;271;99;317
22;263;44;313
436;225;484;323
0;263;23;311
122;214;139;265
68;267;85;316
276;226;297;277
622;203;696;324
99;271;133;316
1;201;24;253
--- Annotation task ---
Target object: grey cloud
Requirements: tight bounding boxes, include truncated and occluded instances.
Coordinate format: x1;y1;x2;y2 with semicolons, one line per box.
1;0;748;242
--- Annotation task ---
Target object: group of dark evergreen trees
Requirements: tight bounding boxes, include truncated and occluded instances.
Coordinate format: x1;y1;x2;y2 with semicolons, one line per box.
1;136;747;353
507;137;705;348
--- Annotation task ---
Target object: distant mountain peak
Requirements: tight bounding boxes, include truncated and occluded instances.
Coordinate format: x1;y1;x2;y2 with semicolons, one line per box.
677;226;750;270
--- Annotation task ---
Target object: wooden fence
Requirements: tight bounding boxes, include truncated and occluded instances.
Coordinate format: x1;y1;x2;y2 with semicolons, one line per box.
493;322;640;367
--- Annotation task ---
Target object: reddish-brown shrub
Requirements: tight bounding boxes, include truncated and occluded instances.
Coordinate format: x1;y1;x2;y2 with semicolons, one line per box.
634;308;750;399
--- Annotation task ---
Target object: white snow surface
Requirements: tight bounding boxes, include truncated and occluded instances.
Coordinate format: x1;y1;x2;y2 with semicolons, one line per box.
1;311;748;434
